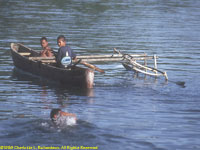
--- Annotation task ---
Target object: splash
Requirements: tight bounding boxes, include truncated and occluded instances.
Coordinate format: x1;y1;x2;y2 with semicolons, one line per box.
54;115;76;127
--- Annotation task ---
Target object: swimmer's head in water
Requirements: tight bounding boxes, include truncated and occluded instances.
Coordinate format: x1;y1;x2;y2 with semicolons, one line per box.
50;108;61;122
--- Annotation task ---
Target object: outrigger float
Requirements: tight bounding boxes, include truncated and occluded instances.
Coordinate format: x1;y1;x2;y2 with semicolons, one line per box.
113;48;168;80
11;43;168;88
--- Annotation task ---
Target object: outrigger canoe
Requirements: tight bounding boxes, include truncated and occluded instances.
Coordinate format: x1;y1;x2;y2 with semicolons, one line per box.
10;43;94;88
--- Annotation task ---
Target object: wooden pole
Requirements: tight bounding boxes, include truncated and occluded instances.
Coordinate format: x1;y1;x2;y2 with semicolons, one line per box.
164;72;168;81
144;53;147;72
29;56;155;62
29;57;105;73
76;54;147;59
76;56;155;62
19;52;31;56
154;54;158;75
29;57;56;60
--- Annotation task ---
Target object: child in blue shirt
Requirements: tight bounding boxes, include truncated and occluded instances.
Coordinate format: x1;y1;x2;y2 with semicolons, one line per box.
56;35;76;68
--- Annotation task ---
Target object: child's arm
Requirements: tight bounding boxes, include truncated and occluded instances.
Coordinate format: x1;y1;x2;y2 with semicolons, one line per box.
46;48;54;57
40;49;47;57
60;111;77;120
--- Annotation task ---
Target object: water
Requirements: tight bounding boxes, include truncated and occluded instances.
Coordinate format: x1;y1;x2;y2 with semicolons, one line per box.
0;0;200;149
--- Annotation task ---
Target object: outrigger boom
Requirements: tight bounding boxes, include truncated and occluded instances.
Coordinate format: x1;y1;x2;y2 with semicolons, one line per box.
27;47;168;80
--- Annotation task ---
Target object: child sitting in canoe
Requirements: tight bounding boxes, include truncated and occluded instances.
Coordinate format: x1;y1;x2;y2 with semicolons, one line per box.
40;37;54;57
56;35;76;68
50;108;77;126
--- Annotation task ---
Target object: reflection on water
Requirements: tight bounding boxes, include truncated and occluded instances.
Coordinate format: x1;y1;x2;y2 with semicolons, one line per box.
0;0;200;149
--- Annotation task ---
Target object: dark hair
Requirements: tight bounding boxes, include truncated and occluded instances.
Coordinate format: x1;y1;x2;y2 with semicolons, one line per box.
57;35;66;42
40;37;47;43
50;109;61;122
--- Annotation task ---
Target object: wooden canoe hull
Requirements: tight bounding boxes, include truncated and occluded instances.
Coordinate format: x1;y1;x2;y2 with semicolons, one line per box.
10;43;94;88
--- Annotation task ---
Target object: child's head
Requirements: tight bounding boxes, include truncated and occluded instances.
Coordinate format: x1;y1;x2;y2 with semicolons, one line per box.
50;108;61;122
57;35;66;47
40;37;48;48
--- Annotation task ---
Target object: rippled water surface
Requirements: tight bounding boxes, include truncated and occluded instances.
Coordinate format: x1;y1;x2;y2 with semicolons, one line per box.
0;0;200;150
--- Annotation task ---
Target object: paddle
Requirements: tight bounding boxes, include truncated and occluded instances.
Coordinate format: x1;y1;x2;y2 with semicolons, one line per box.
167;80;185;88
76;59;105;73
